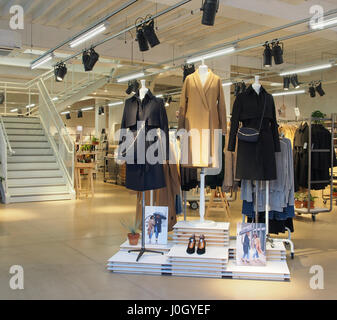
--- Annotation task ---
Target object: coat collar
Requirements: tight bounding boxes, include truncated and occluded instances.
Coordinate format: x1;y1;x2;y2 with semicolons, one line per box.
246;84;267;95
192;69;215;110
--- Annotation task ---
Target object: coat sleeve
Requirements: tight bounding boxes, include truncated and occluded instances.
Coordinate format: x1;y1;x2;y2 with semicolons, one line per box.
178;78;188;130
271;97;281;152
218;78;227;135
227;96;241;152
159;99;170;161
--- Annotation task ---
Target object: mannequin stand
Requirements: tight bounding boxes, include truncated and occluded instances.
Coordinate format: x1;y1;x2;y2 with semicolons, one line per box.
128;191;164;262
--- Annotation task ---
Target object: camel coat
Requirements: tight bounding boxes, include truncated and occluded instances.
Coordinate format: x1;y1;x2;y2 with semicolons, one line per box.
178;69;227;168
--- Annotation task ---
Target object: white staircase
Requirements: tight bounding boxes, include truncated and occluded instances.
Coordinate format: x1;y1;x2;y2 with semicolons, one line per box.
1;116;74;203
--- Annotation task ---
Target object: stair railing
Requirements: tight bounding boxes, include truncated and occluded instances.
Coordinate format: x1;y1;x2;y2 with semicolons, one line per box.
37;79;75;193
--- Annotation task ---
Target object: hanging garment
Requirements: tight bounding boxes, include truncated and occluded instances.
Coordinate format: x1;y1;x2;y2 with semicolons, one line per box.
223;133;239;192
119;90;169;191
228;85;280;180
206;134;225;189
178;69;227;168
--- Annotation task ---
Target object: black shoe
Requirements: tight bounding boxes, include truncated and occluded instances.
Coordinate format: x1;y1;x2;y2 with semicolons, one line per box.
197;235;206;255
186;234;196;254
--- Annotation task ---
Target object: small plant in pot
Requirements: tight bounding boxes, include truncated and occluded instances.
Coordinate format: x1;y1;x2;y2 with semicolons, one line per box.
294;192;304;208
91;136;99;145
303;194;317;209
333;187;337;198
121;218;141;246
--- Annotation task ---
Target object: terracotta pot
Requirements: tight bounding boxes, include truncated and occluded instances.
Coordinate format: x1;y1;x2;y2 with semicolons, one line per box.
303;201;315;209
295;200;303;208
128;233;140;245
333;192;337;198
92;141;99;145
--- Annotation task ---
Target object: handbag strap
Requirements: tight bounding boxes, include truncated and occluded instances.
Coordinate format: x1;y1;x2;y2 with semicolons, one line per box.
257;94;267;134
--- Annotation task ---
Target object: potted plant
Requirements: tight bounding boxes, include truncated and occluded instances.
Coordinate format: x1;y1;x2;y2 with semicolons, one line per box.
92;136;99;146
303;193;317;209
333;187;337;198
121;218;141;246
294;192;303;208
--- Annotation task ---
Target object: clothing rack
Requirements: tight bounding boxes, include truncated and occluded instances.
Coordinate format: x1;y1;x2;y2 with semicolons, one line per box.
294;115;336;222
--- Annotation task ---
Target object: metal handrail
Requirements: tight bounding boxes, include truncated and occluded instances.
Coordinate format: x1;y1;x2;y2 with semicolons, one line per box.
0;116;15;155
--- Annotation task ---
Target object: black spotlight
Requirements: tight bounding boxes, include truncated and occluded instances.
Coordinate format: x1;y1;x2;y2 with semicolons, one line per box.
183;63;195;82
66;113;71;120
126;80;140;95
78;110;83;118
309;85;316;98
283;76;290;90
136;23;149;52
0;92;4;104
290;74;300;89
263;42;273;67
315;82;325;96
272;41;284;65
54;63;67;82
99;106;105;115
82;48;99;71
143;19;160;48
201;0;219;26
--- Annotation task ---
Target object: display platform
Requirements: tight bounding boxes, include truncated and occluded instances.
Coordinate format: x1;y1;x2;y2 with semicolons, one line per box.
108;221;290;281
173;221;230;247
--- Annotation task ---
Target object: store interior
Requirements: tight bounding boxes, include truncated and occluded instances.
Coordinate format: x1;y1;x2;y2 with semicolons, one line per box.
0;0;337;299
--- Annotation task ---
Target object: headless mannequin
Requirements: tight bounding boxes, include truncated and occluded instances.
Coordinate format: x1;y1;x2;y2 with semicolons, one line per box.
252;75;261;95
139;79;148;101
198;59;210;87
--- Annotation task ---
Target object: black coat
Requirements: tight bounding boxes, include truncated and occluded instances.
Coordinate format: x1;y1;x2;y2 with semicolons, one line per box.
120;90;169;191
228;85;280;180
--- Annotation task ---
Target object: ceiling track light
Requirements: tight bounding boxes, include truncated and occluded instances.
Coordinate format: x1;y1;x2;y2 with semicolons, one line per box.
99;106;105;115
117;72;145;83
263;42;273;67
78;110;83;118
186;46;236;64
31;53;53;70
69;24;106;48
280;63;332;76
309;83;316;98
271;40;284;65
290;74;300;89
82;48;99;72
201;0;219;26
135;16;160;52
272;89;305;97
54;63;67;82
66;113;71;120
126;80;140;95
315;81;325;97
283;76;290;90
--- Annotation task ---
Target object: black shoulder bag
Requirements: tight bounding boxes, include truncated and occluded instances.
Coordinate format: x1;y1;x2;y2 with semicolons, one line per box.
237;95;267;143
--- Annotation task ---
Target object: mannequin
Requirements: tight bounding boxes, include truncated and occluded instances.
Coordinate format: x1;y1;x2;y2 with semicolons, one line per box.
139;79;149;101
198;59;210;87
252;75;261;95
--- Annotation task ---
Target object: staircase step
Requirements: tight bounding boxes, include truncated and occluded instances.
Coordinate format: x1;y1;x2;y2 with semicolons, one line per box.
12;148;53;155
7;155;56;163
8;135;48;142
2;117;40;124
11;141;50;148
9;194;73;203
9;185;69;196
8;162;59;170
6;129;45;136
7;177;66;187
4;122;42;130
7;170;63;179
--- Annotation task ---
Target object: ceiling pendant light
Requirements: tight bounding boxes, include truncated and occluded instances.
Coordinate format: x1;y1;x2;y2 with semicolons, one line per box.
54;63;67;82
201;0;219;26
81;106;94;111
315;81;325;96
69;24;106;48
108;101;124;107
263;42;273;67
117;72;145;83
283;76;290;90
143;18;160;48
272;89;305;97
290;74;300;89
271;41;284;65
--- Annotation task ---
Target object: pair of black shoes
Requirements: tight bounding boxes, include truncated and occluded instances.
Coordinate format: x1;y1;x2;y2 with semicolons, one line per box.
186;234;206;255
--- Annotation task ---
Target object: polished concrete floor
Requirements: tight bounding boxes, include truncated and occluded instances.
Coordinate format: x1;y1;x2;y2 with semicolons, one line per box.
0;179;336;300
